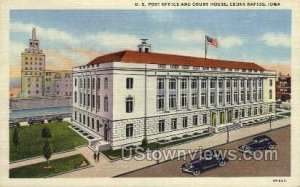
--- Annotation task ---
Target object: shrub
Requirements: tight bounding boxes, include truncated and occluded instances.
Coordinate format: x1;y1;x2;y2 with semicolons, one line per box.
141;137;148;149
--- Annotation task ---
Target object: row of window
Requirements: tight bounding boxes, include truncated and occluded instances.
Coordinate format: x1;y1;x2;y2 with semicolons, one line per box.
75;77;134;90
157;78;263;90
74;112;102;133
74;91;109;112
24;57;43;61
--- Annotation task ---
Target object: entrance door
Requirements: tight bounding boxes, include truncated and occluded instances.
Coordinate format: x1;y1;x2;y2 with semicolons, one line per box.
220;112;225;124
211;112;217;127
104;124;108;141
227;110;232;123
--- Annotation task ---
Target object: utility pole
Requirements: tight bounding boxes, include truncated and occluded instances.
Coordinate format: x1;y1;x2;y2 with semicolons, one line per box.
269;115;272;130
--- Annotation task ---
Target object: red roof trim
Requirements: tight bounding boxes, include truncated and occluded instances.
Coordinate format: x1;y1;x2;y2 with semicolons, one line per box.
88;50;265;71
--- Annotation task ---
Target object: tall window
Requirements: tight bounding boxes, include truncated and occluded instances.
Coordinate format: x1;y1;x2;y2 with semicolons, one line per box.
92;78;95;89
181;79;187;89
235;110;239;119
80;78;82;88
226;92;231;103
254;107;257;115
218;79;223;88
269;105;273;112
80;93;82;105
92;95;95;108
92;118;95;129
87;78;90;89
169;79;176;90
158;120;165;132
260;106;263;114
269;79;273;86
169;94;176;110
126;78;133;89
193;115;198;126
241;80;245;87
181;94;187;108
171;118;177;130
96;95;100;110
126;97;133;113
201;80;207;89
248;108;252;117
191;93;198;107
247;80;250;88
233;80;237;88
157;95;164;111
234;92;238;103
210;79;216;88
87;116;90;126
87;94;90;107
202;114;207;124
247;91;251;101
157;78;165;90
126;124;133;138
191;79;198;89
201;93;207;106
210;92;215;105
182;117;188;128
269;90;272;99
74;91;77;103
104;78;108;89
104;96;108;112
97;78;101;89
241;91;245;102
74;78;77;87
226;80;231;88
219;92;223;105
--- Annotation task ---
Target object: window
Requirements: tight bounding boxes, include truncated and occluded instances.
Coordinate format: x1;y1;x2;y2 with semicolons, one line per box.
260;106;263;114
241;109;245;118
126;97;133;113
219;92;223;104
269;90;272;99
254;107;257;115
191;79;198;89
233;80;237;88
241;91;245;102
241;80;245;87
126;78;133;89
247;91;250;101
210;93;215;105
92;78;95;89
88;94;90;107
75;78;77;86
269;79;273;86
247;80;250;88
191;93;198;107
169;79;176;90
202;114;207;124
92;118;95;129
226;80;231;88
80;93;82;105
80;79;83;88
169;94;176;110
201;93;207;106
96;96;100;110
235;110;239;119
74;91;77;103
234;92;238;103
158;120;165;132
87;78;90;89
181;79;187;89
193;116;198;126
158;64;166;68
157;78;165;90
104;78;108;89
126;124;133;138
182;117;188;128
97;78;101;89
74;111;77;120
226;92;231;103
83;115;86;125
92;95;95;108
248;108;252;117
182;65;189;69
170;65;178;69
258;90;262;100
269;105;273;112
201;80;207;89
83;78;86;89
218;79;223;88
104;96;108;112
157;95;164;111
79;114;82;123
171;118;177;130
181;94;187;108
210;79;216;88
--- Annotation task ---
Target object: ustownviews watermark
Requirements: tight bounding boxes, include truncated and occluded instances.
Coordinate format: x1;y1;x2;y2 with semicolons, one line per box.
121;146;278;162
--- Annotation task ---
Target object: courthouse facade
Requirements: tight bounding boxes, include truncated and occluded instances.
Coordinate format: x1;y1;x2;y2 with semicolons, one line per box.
72;41;276;150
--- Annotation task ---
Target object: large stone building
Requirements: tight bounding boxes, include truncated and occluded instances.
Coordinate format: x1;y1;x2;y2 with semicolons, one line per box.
20;28;72;98
276;73;291;102
72;40;276;150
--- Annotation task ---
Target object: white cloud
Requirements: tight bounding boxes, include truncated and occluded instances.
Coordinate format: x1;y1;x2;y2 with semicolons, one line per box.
145;11;175;22
219;36;244;48
172;29;205;42
85;31;139;50
261;32;290;47
10;22;80;46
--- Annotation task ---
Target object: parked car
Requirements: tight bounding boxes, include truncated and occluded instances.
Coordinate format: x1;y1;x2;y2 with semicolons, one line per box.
181;150;228;176
9;119;20;127
28;117;44;125
48;115;63;123
238;135;276;154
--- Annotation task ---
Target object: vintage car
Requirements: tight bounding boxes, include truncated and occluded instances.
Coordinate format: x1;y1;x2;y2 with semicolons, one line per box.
238;135;276;154
48;115;63;123
28;117;44;125
9;119;20;127
181;150;227;176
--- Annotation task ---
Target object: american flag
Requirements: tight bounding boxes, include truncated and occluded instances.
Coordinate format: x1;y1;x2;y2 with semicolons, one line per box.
206;35;218;48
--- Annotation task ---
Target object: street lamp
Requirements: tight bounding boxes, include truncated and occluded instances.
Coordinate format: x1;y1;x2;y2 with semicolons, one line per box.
269;115;273;130
226;125;229;143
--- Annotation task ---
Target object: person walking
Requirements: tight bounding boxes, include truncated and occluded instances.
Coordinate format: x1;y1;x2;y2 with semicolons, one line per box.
93;151;97;163
97;149;100;163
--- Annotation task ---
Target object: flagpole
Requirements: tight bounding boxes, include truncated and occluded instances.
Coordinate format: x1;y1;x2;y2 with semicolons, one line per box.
204;35;207;59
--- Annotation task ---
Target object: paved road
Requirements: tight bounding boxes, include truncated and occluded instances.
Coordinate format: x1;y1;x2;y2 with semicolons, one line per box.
119;126;290;177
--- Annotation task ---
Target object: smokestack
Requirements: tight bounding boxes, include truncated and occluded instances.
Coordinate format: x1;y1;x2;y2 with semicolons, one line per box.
32;28;36;40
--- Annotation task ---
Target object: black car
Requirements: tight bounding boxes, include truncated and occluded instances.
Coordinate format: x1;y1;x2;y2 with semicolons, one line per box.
28;117;44;125
181;150;227;176
9;119;20;127
238;135;276;154
48;115;63;123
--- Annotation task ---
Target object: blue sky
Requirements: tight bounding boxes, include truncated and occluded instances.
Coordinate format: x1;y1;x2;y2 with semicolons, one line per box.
10;10;291;78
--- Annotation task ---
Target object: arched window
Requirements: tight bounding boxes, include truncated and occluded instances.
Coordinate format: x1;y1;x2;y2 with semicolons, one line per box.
235;110;239;119
104;96;108;112
126;97;133;113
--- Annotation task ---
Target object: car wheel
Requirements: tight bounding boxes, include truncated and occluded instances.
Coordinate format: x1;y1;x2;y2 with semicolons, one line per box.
268;144;275;149
192;170;201;176
219;160;226;167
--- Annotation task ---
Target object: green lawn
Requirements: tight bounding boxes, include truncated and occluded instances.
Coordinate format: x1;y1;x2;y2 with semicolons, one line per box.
10;154;89;178
10;121;88;162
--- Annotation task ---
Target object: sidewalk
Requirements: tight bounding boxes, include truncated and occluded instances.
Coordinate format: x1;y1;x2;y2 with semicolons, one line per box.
55;117;290;178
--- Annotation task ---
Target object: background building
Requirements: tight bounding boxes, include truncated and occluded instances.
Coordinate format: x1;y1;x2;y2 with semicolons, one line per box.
276;73;291;102
20;28;72;98
72;40;276;150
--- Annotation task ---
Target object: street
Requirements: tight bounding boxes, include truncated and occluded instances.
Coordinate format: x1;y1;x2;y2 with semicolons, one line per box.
119;126;290;177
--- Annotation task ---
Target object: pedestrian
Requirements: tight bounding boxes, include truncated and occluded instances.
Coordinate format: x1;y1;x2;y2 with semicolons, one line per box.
97;150;100;162
93;151;97;163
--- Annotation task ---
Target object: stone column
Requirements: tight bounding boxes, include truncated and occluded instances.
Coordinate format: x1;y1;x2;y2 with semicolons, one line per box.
198;77;201;108
165;77;170;112
238;78;241;104
216;77;219;107
256;78;259;101
187;77;192;110
231;78;234;105
244;79;247;104
224;78;227;106
250;78;254;103
176;77;180;110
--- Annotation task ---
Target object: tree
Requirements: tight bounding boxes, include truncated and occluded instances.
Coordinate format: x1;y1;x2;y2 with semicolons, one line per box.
43;141;53;168
41;127;52;139
141;137;148;150
13;128;20;151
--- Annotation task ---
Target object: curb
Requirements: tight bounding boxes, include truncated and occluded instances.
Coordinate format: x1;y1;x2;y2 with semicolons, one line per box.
113;124;290;177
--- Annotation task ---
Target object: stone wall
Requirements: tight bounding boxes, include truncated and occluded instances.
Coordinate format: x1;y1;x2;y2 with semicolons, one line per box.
10;97;72;110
